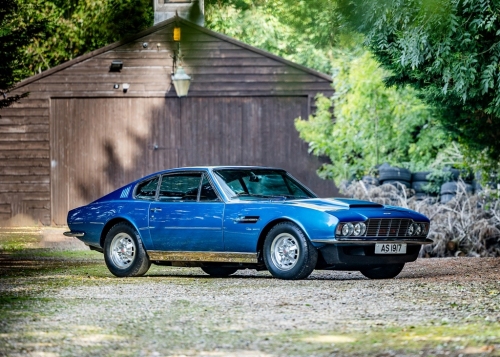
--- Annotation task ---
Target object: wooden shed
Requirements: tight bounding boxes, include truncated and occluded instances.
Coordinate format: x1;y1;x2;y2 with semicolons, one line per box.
0;17;335;227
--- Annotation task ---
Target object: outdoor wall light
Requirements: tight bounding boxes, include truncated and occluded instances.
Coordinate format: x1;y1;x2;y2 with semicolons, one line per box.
110;60;123;72
172;66;191;97
122;83;130;93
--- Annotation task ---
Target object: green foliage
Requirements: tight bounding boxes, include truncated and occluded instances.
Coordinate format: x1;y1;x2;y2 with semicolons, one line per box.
338;0;500;163
22;0;153;75
0;0;45;108
422;170;454;195
295;49;450;186
205;0;335;74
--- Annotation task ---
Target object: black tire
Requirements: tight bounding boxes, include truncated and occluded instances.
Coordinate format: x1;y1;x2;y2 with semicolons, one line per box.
440;181;458;195
362;175;379;186
104;222;150;277
201;266;238;277
411;171;431;182
263;222;318;280
411;181;428;193
443;167;460;181
378;167;411;182
440;193;455;204
360;263;405;279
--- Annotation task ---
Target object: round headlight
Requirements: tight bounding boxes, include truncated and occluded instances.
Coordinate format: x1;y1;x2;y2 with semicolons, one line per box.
415;223;422;236
407;223;415;236
353;223;361;236
342;222;354;236
353;222;366;236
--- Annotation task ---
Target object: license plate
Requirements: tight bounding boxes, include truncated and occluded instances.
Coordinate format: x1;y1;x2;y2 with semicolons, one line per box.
375;243;407;254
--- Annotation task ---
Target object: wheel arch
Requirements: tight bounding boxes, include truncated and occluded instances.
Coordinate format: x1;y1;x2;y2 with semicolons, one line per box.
100;217;140;248
256;218;312;260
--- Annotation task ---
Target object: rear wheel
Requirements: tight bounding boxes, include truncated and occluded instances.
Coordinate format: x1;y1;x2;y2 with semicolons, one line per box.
104;222;150;277
201;266;238;277
263;222;317;280
360;263;405;279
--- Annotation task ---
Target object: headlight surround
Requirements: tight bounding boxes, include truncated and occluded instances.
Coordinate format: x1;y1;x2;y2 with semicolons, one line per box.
415;223;422;236
342;222;354;236
407;223;415;236
337;222;366;237
353;222;366;236
408;222;428;236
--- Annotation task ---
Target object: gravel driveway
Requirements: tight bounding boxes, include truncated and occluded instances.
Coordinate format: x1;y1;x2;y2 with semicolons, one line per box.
0;229;500;357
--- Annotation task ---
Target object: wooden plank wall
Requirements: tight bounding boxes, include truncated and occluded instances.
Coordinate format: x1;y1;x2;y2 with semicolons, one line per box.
1;20;334;226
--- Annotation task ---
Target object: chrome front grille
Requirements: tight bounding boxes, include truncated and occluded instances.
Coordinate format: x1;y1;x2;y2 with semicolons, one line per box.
365;219;411;237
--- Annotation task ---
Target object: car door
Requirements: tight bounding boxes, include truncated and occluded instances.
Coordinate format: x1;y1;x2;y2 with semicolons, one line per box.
149;172;225;251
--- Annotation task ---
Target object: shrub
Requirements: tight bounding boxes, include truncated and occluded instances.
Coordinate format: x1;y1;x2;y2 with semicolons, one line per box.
342;181;500;257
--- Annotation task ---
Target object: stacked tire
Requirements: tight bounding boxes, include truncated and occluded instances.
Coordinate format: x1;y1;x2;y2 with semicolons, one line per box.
440;181;473;204
411;171;431;200
378;164;411;188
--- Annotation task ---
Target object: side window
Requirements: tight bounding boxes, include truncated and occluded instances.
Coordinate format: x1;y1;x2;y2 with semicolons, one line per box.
199;174;219;201
135;176;160;200
158;173;202;202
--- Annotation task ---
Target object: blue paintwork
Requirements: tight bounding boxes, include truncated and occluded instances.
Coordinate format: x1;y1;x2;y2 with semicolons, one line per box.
66;166;430;253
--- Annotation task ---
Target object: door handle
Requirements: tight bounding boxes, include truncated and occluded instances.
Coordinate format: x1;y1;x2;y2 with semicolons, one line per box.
150;208;162;212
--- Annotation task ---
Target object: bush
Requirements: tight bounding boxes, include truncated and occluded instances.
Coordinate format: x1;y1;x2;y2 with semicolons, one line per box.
342;181;500;257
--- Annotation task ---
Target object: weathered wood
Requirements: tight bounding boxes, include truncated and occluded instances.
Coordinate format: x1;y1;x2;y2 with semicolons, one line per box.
0;183;49;193
0;141;48;151
0;167;50;176
0;175;49;183
0;159;49;167
0;124;48;134
0;150;49;159
0;133;49;141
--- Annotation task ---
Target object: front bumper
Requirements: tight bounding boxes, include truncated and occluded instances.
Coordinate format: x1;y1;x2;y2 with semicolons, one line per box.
317;242;424;270
312;237;433;245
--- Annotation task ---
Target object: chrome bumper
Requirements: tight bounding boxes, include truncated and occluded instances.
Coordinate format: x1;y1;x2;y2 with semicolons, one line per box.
63;231;85;237
312;237;433;245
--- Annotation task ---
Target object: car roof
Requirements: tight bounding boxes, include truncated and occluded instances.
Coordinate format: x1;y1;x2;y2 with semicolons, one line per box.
135;166;286;182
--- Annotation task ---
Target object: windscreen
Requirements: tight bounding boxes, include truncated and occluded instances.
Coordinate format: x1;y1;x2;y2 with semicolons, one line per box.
213;169;315;200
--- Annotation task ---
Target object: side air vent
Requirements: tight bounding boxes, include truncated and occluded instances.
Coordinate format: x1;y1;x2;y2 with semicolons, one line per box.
235;216;260;223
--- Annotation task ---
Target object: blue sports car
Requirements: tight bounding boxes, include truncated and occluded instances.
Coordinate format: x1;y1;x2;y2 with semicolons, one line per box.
65;166;432;280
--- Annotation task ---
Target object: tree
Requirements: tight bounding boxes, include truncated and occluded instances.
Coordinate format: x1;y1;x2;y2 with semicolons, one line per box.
338;0;500;163
0;0;46;109
205;0;336;74
23;0;153;76
295;48;449;186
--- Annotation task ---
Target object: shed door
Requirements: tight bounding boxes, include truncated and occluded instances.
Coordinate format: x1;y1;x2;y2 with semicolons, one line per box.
51;98;181;225
51;97;335;225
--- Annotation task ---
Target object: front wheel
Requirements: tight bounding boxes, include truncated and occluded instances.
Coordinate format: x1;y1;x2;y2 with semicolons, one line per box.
360;263;405;279
104;222;150;277
263;222;318;280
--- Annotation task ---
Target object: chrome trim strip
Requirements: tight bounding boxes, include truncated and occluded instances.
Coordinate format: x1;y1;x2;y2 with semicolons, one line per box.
63;231;85;237
161;227;221;230
90;222;104;225
312;238;433;245
148;250;258;263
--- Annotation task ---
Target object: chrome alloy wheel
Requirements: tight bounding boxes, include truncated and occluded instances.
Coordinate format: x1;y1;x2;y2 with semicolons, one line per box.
270;233;300;271
110;232;136;269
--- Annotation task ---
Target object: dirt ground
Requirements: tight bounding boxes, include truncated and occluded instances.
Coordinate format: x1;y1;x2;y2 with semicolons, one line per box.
0;228;499;357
